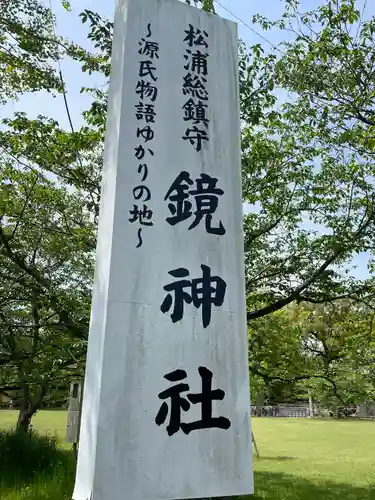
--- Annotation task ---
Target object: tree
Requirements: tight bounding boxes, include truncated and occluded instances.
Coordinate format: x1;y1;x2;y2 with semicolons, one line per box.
0;135;96;429
185;0;214;12
300;300;375;406
0;0;63;101
0;0;101;430
241;0;375;392
249;300;375;407
235;0;375;320
249;306;317;405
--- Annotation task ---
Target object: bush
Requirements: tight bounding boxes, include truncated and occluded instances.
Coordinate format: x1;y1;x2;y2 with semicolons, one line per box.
0;428;72;488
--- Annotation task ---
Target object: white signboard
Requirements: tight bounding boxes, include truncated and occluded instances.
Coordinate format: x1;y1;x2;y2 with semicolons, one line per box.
73;0;253;498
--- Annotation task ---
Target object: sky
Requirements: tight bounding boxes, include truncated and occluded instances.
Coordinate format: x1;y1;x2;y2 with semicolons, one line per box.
5;0;372;280
6;0;325;126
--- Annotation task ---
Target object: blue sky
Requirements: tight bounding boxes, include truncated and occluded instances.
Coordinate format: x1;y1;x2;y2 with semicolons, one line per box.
10;0;370;133
6;0;372;280
6;0;326;126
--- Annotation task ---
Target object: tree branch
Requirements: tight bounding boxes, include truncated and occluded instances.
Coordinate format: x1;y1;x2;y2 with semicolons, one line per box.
247;192;375;321
0;225;88;339
249;366;346;405
7;174;39;242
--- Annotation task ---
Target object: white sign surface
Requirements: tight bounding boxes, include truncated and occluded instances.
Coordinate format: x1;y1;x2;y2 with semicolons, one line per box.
73;0;253;498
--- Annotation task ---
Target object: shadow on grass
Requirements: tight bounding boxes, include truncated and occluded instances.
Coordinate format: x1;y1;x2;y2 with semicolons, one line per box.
257;456;296;462
0;428;75;490
240;471;375;500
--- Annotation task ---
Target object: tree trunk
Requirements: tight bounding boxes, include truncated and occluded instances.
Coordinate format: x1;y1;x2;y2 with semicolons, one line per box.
16;382;47;433
17;407;32;433
16;380;31;434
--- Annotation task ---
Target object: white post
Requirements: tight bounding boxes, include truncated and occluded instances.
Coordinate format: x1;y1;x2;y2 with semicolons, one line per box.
308;391;314;418
66;381;83;450
73;0;253;499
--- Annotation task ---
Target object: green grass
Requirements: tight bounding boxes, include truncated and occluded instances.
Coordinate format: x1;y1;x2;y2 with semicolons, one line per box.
250;418;375;499
0;410;68;443
0;411;374;499
0;411;75;500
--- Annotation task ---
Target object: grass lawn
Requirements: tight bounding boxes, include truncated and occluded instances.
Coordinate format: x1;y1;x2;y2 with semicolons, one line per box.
250;418;375;500
0;411;374;499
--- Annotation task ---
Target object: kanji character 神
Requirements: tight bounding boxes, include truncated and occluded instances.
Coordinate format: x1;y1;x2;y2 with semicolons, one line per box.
160;264;227;328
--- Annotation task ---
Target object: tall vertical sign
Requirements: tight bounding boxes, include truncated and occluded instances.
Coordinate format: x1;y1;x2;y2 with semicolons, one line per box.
73;0;253;498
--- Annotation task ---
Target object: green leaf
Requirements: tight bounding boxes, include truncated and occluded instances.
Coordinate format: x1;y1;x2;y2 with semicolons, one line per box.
61;0;71;11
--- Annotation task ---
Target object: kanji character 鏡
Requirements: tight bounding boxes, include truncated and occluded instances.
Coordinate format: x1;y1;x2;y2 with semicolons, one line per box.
164;171;225;235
